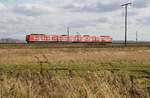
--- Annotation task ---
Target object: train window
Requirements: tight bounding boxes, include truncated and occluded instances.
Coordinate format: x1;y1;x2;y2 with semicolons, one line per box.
26;35;29;41
39;37;42;40
44;37;47;40
58;37;61;40
105;38;110;40
34;37;39;40
62;37;68;40
52;37;57;40
83;37;89;40
49;37;52;40
89;38;92;41
92;37;95;40
69;37;72;40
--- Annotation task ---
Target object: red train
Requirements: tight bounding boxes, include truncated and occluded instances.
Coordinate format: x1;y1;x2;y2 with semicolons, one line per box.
26;34;112;43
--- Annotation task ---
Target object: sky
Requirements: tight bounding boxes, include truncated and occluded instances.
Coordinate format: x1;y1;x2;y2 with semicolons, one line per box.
0;0;150;41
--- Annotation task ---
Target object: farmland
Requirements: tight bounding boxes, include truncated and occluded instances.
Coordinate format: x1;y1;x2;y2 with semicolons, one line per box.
0;44;150;98
0;43;150;49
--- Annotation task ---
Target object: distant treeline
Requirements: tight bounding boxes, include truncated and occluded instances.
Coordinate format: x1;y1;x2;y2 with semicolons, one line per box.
113;40;150;43
0;38;25;43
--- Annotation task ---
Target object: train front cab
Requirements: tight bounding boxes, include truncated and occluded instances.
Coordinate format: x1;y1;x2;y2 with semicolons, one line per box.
26;35;30;43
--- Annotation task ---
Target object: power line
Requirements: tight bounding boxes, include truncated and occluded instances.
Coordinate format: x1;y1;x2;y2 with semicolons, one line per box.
121;3;132;46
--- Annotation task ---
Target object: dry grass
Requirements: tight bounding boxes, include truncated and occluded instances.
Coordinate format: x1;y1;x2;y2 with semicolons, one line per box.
0;70;149;98
0;48;150;65
0;47;150;97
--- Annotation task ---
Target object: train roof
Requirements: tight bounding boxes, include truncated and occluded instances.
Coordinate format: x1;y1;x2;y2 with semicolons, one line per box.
31;34;45;35
29;34;111;37
100;36;110;37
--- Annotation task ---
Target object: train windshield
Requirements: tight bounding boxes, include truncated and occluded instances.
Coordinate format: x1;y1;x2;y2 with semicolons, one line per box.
26;35;29;41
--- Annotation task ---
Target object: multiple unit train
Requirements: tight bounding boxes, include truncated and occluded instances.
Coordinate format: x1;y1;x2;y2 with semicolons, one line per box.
26;34;113;43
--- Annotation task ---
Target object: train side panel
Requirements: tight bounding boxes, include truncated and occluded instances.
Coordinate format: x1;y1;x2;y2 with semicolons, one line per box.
26;34;113;43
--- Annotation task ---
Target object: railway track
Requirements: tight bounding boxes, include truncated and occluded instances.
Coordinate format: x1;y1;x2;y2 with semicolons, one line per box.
0;43;150;48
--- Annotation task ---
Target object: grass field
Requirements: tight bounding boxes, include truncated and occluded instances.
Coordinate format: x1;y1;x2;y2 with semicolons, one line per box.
0;43;150;49
0;44;150;98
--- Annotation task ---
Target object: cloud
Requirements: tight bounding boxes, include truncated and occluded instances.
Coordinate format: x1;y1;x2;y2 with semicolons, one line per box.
0;2;7;11
13;4;60;16
96;17;109;23
68;17;109;28
133;0;150;8
30;0;121;13
8;16;35;24
3;0;16;2
63;1;120;13
35;0;64;2
137;17;150;25
0;0;150;41
69;21;96;28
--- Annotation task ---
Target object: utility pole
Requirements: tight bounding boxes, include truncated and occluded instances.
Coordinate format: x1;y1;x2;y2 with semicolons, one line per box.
121;3;131;46
76;32;80;36
76;32;80;42
136;31;138;43
67;27;70;41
